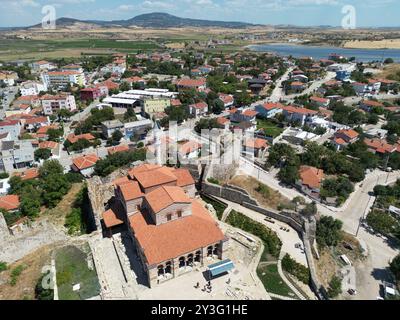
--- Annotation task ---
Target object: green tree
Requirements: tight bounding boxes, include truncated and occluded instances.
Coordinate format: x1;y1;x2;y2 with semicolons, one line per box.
39;160;64;178
327;275;342;298
124;106;137;122
390;254;400;282
34;148;52;161
41;174;71;208
316;216;343;247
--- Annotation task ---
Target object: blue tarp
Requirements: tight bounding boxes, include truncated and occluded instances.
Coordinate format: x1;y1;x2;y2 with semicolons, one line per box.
208;259;234;277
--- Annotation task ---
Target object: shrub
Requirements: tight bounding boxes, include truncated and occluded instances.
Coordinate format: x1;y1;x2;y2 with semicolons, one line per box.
10;264;26;286
207;177;220;185
327;275;342;298
226;210;282;257
281;253;310;284
0;172;9;179
0;261;7;272
35;271;54;300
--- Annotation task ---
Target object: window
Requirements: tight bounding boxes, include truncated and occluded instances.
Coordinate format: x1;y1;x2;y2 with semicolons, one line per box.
177;211;182;218
167;214;172;221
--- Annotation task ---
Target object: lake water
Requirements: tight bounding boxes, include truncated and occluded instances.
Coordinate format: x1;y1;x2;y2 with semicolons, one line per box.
249;43;400;62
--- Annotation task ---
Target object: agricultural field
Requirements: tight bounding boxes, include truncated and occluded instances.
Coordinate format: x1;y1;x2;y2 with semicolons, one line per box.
0;39;160;62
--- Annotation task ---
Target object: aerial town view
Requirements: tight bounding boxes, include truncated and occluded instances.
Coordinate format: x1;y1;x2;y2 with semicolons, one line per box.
1;0;400;309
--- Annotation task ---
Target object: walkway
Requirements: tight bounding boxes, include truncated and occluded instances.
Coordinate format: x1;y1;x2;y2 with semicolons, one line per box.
220;197;308;266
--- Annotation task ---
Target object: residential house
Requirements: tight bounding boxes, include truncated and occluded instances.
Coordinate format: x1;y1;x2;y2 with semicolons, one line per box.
188;102;208;117
364;138;399;155
0;194;20;212
0;140;35;172
218;94;234;109
331;129;359;150
20;81;47;96
0;120;22;140
30;60;57;72
124;119;153;140
296;165;324;199
40;93;77;115
71;154;100;177
281;105;318;126
66;133;95;145
101;120;125;139
178;140;202;160
242;138;268;158
352;82;368;96
255;102;284;119
0;71;18;86
80;86;108;101
290;81;306;93
310;96;330;108
176;78;207;91
229;109;258;124
359;100;384;112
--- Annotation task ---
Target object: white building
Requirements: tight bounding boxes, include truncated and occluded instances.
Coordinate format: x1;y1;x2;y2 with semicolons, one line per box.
41;94;77;115
0;120;22;140
20;81;47;96
42;70;86;89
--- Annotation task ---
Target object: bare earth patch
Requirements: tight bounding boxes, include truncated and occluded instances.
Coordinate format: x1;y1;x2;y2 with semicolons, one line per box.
315;248;338;288
43;183;83;229
229;175;291;210
344;39;400;49
0;245;55;300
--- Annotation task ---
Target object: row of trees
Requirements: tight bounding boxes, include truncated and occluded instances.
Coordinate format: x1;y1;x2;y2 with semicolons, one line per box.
8;160;82;219
94;148;146;177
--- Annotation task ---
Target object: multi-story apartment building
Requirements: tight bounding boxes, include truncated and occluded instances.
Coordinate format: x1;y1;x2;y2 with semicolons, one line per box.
40;94;77;115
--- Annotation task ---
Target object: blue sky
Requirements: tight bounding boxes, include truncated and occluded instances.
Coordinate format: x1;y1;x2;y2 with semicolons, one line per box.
0;0;399;27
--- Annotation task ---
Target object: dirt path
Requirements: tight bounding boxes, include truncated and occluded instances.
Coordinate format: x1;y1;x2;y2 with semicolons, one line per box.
42;183;83;229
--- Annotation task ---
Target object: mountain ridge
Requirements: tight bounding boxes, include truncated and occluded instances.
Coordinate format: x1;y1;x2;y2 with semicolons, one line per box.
27;12;257;29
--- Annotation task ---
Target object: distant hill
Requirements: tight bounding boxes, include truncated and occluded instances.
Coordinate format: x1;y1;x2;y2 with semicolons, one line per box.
27;12;256;29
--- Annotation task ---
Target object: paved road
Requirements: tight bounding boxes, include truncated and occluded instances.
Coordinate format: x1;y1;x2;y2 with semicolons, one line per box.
238;157;400;299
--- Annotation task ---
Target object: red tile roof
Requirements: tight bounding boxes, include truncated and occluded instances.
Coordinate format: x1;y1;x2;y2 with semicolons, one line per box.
67;133;95;144
244;138;268;150
310;96;329;103
118;181;143;201
299;166;324;189
102;209;124;228
13;168;39;181
145;186;191;213
129;200;225;265
282;105;317;115
72;154;99;170
39;141;59;150
177;78;206;88
107;144;129;155
0;195;20;211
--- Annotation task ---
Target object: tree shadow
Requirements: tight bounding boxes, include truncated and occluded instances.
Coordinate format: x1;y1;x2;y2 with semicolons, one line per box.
370;267;394;284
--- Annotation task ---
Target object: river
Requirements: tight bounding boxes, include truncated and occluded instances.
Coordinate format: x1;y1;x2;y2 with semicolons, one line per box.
249;43;400;62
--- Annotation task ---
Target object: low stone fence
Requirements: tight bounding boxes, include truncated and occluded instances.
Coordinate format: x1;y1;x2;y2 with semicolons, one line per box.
202;182;303;233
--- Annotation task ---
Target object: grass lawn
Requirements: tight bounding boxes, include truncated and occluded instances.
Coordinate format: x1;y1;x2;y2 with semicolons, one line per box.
257;263;297;298
55;244;100;300
200;194;227;220
257;119;284;138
